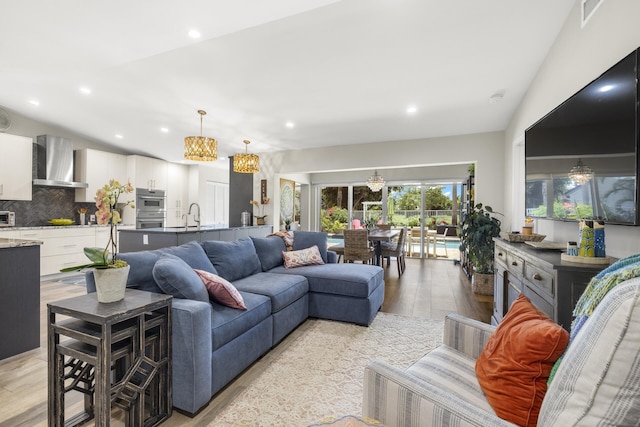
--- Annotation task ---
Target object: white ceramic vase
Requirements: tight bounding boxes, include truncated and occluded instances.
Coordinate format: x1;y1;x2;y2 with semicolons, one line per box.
93;265;130;303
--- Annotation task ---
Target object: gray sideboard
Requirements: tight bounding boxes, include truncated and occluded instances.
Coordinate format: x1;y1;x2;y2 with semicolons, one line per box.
493;238;612;331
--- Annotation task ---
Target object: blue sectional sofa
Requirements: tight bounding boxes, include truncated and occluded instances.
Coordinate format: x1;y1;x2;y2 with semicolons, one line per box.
85;231;385;415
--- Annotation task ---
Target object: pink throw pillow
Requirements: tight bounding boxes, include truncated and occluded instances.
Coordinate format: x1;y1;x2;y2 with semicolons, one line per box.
282;245;325;269
194;269;247;310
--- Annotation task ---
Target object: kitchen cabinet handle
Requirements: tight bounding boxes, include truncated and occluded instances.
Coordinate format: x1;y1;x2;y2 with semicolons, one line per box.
64;244;78;248
533;273;542;280
511;261;518;266
498;252;503;256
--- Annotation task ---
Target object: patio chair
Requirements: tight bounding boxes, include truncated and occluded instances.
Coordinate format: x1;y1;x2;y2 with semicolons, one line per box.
343;229;375;264
381;227;406;275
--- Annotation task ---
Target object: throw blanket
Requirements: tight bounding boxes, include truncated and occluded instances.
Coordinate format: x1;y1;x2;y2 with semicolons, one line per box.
570;253;640;340
549;253;640;383
269;231;294;251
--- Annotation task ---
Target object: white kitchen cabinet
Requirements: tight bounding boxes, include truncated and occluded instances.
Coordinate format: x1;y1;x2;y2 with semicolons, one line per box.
166;163;190;227
75;149;129;202
0;133;32;201
127;155;168;191
20;228;95;275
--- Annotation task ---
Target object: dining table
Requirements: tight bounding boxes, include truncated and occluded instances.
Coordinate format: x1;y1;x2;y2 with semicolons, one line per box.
367;228;401;266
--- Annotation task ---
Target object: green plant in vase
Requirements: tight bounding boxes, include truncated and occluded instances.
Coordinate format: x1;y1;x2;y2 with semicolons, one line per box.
61;179;135;302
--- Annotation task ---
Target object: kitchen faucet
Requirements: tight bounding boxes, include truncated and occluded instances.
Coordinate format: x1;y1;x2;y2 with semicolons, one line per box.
188;203;201;230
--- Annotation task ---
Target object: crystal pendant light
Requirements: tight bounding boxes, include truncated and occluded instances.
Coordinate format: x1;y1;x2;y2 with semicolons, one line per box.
367;170;385;192
184;110;217;162
233;140;260;173
568;159;593;185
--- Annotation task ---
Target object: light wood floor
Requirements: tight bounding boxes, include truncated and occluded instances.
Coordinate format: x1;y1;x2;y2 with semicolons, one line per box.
0;258;491;427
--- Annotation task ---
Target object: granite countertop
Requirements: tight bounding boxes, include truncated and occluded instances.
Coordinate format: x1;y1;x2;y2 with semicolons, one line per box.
0;224;136;231
0;238;43;248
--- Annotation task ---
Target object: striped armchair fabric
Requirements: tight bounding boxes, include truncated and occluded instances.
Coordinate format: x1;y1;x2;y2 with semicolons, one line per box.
363;314;515;427
364;278;640;427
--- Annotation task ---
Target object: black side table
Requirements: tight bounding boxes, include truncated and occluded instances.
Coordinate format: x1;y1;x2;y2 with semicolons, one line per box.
48;289;172;427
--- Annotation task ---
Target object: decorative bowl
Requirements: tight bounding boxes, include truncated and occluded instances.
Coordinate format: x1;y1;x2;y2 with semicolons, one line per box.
49;218;74;226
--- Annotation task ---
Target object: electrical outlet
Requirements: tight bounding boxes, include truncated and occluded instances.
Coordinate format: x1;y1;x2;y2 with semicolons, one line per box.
90;214;96;222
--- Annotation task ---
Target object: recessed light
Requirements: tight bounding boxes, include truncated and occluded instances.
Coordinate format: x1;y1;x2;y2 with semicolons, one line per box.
219;156;226;161
285;121;295;128
406;105;417;114
29;99;40;106
79;86;91;95
188;29;201;39
489;91;505;104
599;84;614;93
160;127;169;133
115;134;123;139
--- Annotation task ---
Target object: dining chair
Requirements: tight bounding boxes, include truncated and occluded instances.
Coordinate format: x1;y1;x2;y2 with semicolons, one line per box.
435;225;458;258
343;229;375;264
381;227;406;275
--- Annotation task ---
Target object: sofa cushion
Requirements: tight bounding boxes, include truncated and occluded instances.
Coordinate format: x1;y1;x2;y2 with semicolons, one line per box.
407;345;496;415
210;291;272;351
119;240;217;293
232;272;309;313
269;263;383;298
282;245;325;269
251;236;287;271
195;269;246;310
539;277;640;426
201;237;262;282
152;253;209;302
293;231;328;263
476;294;569;427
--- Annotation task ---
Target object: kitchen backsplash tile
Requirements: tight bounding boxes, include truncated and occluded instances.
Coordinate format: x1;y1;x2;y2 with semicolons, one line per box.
0;187;95;227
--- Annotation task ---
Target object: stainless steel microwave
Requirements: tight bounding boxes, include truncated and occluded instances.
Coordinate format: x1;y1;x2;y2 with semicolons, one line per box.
0;211;16;227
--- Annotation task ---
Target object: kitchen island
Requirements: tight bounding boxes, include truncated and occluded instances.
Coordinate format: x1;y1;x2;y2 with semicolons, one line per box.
0;237;42;359
119;224;273;252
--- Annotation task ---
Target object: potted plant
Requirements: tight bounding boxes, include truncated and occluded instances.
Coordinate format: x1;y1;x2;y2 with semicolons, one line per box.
283;218;292;231
62;179;135;302
250;197;270;225
459;203;502;295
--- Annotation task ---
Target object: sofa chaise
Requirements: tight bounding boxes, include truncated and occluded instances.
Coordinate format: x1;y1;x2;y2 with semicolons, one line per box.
86;231;385;415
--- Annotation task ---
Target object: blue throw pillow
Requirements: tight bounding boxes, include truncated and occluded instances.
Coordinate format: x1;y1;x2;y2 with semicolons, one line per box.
251;236;287;271
152;253;209;302
201;237;262;282
292;231;328;263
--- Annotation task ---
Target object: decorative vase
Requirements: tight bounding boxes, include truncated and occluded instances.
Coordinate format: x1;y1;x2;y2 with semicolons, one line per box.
257;217;265;226
93;265;130;303
285;224;291;231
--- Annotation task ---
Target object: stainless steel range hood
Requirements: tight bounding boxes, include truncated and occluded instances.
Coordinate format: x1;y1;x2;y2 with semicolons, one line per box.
32;135;88;188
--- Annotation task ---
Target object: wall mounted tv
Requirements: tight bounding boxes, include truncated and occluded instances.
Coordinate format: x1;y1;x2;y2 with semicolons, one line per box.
525;48;639;226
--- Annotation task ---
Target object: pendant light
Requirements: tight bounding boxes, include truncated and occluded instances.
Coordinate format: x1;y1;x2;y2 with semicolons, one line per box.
184;110;217;162
233;140;260;174
568;159;593;185
367;170;385;192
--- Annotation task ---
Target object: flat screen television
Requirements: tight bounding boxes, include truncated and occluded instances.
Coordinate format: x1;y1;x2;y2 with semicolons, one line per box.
525;48;639;225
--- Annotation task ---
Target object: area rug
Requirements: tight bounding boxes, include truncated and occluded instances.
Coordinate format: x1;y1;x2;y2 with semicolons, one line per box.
208;313;444;426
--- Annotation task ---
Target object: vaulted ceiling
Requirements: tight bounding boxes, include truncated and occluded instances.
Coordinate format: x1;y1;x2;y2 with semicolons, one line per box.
1;0;575;166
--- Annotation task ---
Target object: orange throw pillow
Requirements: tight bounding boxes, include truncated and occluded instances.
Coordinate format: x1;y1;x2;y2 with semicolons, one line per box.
476;294;569;427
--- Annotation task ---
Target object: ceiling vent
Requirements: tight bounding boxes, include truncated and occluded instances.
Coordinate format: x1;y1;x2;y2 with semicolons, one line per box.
581;0;604;28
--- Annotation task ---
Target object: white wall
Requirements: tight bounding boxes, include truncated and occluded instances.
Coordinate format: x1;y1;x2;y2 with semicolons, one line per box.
504;0;640;258
257;131;505;228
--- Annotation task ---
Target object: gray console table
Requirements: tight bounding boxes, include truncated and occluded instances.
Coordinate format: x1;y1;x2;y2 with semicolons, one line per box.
493;238;613;331
47;289;172;426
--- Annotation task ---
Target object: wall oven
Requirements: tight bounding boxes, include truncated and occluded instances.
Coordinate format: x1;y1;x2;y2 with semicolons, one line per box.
136;189;166;229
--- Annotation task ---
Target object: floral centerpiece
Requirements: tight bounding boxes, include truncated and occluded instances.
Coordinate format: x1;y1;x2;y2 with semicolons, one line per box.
62;179;135;302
